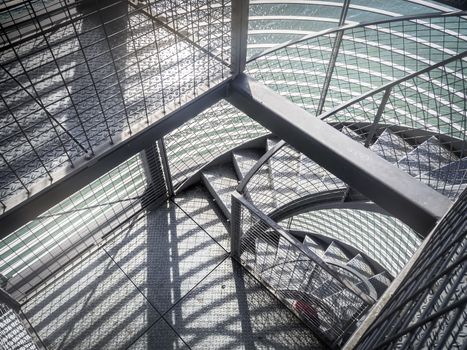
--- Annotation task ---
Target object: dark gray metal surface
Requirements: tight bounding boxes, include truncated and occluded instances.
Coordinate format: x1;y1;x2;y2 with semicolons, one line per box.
230;0;249;75
227;74;452;236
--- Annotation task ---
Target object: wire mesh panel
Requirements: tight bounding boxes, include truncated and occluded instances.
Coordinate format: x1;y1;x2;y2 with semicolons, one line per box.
0;302;38;350
164;100;267;186
355;189;467;349
282;209;420;277
0;144;167;300
0;0;230;207
323;55;467;201
247;13;467;116
231;193;373;347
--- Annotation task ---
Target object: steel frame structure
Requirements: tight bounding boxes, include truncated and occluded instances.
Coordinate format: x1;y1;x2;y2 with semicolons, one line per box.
0;1;466;348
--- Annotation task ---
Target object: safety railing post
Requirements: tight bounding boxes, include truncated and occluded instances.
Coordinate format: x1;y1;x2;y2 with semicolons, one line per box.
230;193;242;259
231;0;250;76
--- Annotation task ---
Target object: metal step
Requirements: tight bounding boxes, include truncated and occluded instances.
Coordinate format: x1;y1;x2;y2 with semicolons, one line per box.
267;139;301;204
298;153;344;194
303;236;326;258
255;238;276;275
341;126;365;144
367;271;392;297
419;157;467;200
397;136;458;177
370;128;413;164
232;148;263;180
201;163;239;219
345;254;375;279
323;241;351;265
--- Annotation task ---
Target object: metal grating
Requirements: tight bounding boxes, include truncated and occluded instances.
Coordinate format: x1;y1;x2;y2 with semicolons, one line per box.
0;0;230;207
231;193;373;347
355;189;467;349
0;143;167;300
0;302;38;350
283;209;420;277
164;100;267;186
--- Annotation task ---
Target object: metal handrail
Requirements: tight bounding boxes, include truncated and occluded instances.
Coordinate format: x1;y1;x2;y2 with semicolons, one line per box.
247;10;467;63
236;139;287;193
233;192;376;305
318;50;467;122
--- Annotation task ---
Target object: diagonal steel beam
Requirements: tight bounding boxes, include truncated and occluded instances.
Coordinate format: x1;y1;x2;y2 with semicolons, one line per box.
226;74;452;236
0;79;229;238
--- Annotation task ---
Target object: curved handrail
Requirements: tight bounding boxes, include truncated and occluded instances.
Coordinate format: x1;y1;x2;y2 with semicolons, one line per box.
236;139;287;193
247;10;467;63
236;192;375;305
318;50;467;122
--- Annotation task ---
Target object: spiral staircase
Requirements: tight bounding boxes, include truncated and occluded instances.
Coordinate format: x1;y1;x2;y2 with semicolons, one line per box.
0;0;466;349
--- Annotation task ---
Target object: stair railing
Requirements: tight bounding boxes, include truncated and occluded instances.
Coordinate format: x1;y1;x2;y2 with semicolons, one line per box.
231;192;375;347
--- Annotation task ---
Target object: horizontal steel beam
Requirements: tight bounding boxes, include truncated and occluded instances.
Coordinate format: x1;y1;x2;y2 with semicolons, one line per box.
0;79;229;238
227;74;452;236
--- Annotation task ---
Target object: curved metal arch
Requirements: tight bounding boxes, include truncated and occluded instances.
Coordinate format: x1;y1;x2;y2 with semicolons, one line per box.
247;10;467;63
267;189;386;224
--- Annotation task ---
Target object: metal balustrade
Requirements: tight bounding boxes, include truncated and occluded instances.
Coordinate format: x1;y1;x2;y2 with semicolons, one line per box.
0;0;231;209
237;140;345;214
0;146;167;300
281;209;420;277
248;12;467;116
350;188;467;350
231;192;374;347
164;100;267;186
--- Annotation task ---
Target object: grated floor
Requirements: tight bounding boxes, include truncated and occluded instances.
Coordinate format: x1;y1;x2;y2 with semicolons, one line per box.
22;190;324;349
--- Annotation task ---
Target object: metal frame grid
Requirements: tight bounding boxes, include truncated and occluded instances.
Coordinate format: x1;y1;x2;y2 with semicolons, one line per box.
0;0;230;209
355;189;467;349
231;192;373;348
0;144;167;300
282;209;420;277
163;99;267;186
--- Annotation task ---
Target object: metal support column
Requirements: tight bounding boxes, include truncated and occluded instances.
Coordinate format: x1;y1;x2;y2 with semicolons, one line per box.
157;138;174;197
227;74;452;235
230;0;250;76
315;0;350;116
364;87;392;147
230;193;242;259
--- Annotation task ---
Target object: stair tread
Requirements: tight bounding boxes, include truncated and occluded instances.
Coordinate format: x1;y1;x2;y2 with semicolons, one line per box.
323;241;350;265
341;126;365;144
370;129;413;164
267;141;301;204
367;271;392;297
419;157;467;199
232;148;263;180
202;163;239;218
299;153;344;193
345;254;374;279
303;236;326;258
397;136;458;176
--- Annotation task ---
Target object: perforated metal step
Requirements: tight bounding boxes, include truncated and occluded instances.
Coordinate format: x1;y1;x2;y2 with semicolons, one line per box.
202;163;239;218
370;128;413;164
397;136;458;177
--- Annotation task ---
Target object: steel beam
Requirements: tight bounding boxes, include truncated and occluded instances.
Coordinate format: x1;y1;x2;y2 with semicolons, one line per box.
230;0;250;76
227;74;452;236
0;79;229;238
